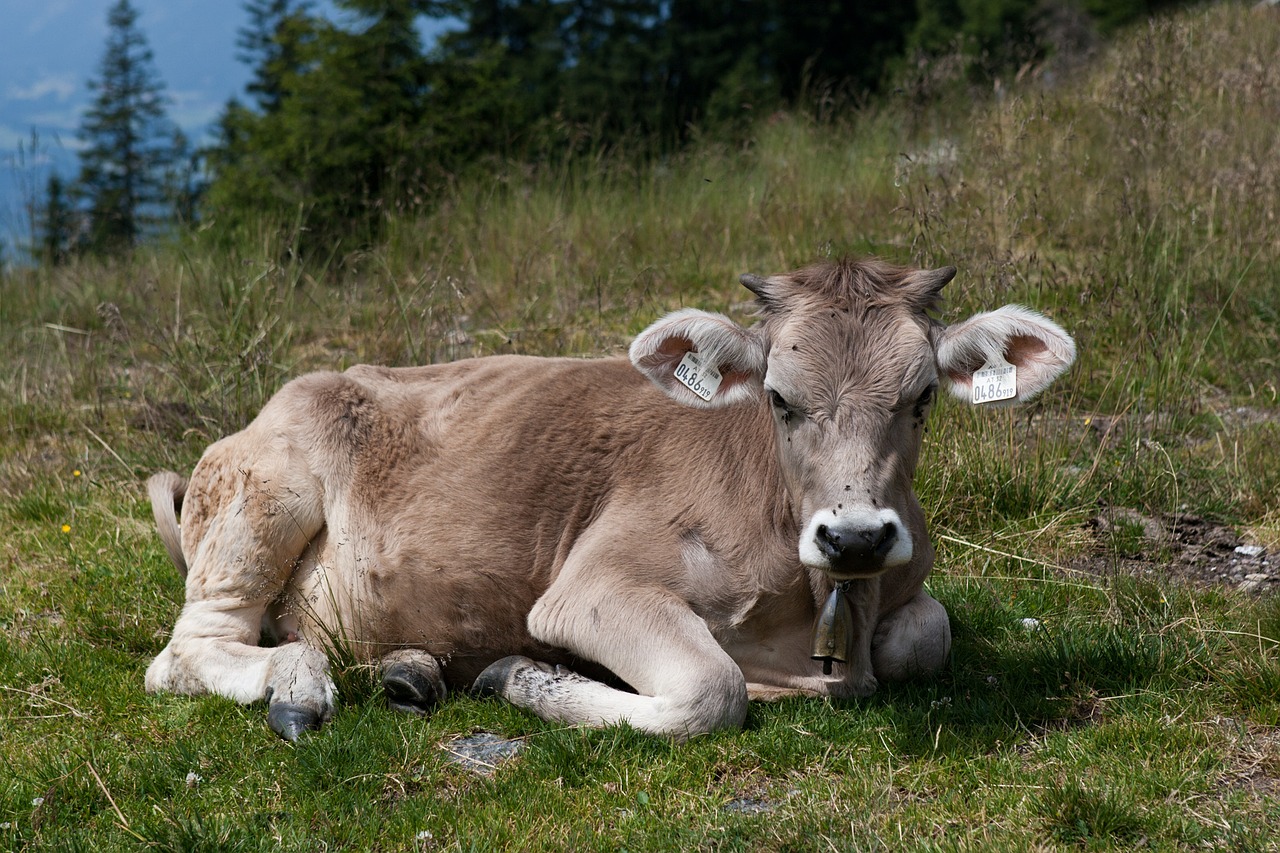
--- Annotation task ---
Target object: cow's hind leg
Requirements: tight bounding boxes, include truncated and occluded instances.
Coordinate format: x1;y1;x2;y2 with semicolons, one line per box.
379;649;447;715
871;590;952;682
145;436;336;740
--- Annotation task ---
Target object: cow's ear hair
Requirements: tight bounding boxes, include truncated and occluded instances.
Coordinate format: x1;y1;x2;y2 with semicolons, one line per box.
630;308;767;409
936;305;1076;406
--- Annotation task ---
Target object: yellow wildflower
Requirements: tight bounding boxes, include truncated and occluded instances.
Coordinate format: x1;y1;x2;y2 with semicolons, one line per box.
61;524;71;533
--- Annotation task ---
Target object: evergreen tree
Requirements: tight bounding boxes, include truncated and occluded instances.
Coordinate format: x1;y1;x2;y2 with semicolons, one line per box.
207;0;434;243
75;0;180;253
35;174;80;265
663;0;777;133
238;0;316;113
556;0;670;142
204;1;325;232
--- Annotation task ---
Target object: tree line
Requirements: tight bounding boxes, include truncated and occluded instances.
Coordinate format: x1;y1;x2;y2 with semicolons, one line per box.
32;0;1186;264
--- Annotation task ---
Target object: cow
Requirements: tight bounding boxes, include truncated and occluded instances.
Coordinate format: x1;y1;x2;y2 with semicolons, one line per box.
144;257;1076;741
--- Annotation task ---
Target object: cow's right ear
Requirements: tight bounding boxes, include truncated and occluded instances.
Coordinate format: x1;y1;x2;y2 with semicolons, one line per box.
936;305;1076;406
630;309;767;409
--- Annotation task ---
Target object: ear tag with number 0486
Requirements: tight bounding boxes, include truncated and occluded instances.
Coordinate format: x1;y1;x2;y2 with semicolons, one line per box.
971;355;1017;405
674;351;723;402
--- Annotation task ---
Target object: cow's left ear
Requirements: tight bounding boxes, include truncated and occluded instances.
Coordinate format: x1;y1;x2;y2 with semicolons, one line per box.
630;308;767;409
937;305;1076;405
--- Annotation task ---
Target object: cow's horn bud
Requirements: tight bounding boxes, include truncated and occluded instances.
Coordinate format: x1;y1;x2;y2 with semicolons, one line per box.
740;273;769;296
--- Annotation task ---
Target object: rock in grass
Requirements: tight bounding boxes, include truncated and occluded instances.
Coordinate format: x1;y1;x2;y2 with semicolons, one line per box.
442;732;524;776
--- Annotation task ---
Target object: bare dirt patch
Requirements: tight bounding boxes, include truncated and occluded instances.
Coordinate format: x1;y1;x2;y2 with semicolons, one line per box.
1208;716;1280;801
1083;506;1275;593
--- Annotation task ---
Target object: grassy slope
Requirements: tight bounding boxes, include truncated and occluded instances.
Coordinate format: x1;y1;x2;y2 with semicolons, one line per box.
2;4;1279;849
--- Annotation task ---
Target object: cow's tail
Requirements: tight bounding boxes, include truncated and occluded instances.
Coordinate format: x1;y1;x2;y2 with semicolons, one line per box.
148;471;189;578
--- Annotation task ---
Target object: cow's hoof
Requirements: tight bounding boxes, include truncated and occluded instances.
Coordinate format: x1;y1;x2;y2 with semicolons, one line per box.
383;662;447;715
472;655;547;698
268;702;323;741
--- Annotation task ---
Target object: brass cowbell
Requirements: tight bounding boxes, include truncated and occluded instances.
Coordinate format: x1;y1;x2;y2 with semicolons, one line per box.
811;583;853;675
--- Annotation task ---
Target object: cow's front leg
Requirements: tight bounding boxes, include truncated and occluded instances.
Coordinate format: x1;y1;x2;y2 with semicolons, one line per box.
871;589;951;682
477;572;748;739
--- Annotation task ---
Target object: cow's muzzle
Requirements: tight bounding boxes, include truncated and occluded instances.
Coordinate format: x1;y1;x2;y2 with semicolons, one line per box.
815;519;898;562
799;507;913;577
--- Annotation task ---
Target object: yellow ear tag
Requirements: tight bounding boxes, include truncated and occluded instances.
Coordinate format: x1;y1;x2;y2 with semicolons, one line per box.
674;351;723;401
972;355;1017;404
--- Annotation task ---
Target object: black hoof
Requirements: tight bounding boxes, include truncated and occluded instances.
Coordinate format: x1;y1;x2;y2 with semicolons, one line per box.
383;663;447;715
472;655;536;698
268;702;323;741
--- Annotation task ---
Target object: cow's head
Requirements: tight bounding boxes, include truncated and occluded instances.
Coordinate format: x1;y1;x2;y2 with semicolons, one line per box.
630;258;1075;580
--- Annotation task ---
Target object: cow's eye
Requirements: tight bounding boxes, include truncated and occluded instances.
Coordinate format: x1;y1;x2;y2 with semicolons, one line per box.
916;384;936;408
767;389;796;424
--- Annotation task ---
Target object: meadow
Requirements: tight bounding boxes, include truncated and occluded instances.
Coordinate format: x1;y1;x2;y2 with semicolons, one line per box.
2;3;1279;849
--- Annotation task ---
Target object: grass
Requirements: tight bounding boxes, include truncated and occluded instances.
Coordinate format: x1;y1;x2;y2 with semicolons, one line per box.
3;3;1280;849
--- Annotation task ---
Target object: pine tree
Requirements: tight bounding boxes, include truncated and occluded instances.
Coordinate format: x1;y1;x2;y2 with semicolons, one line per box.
207;0;434;244
35;174;80;265
75;0;180;253
238;0;316;113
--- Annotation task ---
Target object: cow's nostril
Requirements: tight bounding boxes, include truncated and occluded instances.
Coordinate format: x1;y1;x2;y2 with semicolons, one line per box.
873;522;898;557
815;524;842;558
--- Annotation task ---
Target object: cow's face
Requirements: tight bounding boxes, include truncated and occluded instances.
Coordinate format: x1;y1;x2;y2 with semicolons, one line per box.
755;282;940;578
630;258;1076;581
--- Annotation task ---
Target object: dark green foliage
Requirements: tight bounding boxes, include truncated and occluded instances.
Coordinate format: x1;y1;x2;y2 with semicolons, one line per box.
909;0;1195;75
427;0;920;148
1083;0;1183;35
237;0;317;113
205;0;434;247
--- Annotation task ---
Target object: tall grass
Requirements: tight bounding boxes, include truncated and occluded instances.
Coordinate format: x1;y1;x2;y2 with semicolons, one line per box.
2;3;1280;849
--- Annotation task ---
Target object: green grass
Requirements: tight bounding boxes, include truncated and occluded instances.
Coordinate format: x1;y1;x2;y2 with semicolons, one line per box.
3;3;1280;849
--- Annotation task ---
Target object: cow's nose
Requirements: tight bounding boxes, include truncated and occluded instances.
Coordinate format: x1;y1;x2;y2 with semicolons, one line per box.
815;520;899;565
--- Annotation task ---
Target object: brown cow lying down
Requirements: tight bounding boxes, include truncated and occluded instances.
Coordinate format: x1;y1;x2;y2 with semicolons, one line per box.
145;258;1075;740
